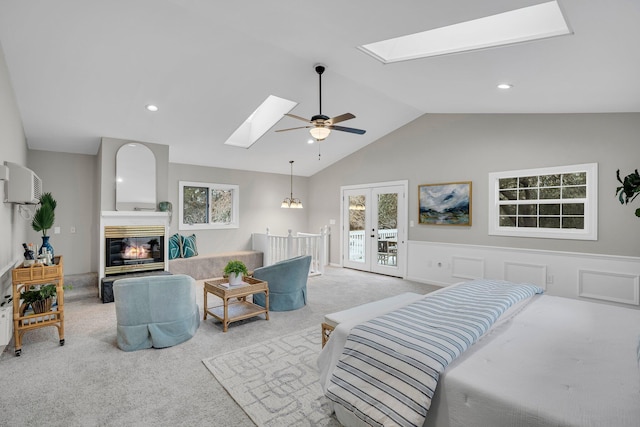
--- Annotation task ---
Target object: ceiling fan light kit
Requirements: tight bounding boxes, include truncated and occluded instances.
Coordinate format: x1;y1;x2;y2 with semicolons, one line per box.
281;160;303;209
309;126;331;141
276;64;366;142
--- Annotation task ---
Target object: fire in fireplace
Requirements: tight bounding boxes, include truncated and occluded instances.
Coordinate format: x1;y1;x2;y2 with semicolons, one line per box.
104;225;165;275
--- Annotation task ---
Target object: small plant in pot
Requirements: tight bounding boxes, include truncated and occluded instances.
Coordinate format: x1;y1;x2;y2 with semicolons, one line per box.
20;283;58;315
224;260;248;286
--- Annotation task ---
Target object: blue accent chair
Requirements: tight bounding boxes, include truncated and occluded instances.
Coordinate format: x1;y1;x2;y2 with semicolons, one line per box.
252;255;312;311
113;274;200;351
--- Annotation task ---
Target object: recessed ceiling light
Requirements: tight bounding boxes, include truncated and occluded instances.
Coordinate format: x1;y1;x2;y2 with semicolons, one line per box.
225;95;298;149
359;1;571;63
497;83;513;89
145;104;159;112
307;139;315;144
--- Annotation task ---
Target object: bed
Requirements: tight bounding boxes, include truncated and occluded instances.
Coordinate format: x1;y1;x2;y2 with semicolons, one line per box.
318;280;640;427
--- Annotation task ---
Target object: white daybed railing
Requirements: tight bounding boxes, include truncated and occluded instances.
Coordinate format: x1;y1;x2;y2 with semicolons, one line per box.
252;227;330;276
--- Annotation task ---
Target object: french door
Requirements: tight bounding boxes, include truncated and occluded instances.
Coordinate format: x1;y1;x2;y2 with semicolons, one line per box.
342;181;407;277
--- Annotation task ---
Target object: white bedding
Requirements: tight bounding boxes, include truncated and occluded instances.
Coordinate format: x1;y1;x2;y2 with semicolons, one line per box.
320;293;640;427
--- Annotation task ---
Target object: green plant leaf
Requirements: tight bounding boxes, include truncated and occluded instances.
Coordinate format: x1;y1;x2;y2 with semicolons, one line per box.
39;192;57;210
224;260;248;275
32;203;55;236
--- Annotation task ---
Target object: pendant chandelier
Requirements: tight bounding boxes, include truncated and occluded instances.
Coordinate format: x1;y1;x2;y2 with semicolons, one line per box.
281;160;303;209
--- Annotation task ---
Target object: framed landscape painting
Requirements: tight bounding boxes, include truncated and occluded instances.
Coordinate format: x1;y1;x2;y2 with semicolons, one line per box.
418;181;472;226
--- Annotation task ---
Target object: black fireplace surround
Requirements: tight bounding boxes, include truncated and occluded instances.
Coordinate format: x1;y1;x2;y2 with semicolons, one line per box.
106;235;164;269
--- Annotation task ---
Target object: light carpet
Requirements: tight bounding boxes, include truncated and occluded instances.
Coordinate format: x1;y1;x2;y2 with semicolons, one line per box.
203;326;340;426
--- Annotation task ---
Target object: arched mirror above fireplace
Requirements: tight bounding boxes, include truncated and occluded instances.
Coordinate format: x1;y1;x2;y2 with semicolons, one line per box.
116;143;157;211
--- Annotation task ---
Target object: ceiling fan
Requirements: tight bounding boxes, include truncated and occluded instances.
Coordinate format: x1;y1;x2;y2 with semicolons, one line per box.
276;64;366;141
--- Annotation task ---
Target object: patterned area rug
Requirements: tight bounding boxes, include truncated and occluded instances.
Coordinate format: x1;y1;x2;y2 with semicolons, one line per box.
203;326;340;426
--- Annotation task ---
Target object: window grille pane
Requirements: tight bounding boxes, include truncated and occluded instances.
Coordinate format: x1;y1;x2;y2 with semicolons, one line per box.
539;204;560;215
562;186;586;199
518;176;538;188
539;188;560;199
562;203;584;215
518;204;538;215
499;205;517;215
183;186;208;224
517;217;537;227
540;174;561;187
539;217;561;228
500;190;517;200
499;216;516;226
499;178;518;189
519;189;538;200
562;172;586;186
562;217;584;229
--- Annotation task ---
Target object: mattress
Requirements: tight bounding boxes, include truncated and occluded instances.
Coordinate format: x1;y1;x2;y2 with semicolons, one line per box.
320;293;640;427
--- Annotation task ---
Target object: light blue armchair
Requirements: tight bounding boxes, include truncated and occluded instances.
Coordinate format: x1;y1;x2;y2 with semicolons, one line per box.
113;274;200;351
252;255;311;311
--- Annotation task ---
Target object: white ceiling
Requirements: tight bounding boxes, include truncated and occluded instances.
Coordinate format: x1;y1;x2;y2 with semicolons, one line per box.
1;0;638;177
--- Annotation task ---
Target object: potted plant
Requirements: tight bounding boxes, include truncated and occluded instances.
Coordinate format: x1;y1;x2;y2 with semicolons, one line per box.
31;192;57;257
224;260;249;286
615;169;640;218
20;283;58;315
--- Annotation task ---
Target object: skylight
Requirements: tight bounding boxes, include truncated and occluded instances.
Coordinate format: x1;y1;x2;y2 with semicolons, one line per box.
358;1;571;64
225;95;298;148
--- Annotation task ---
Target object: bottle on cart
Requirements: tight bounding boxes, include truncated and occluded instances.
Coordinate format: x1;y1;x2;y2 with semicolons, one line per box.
22;243;35;260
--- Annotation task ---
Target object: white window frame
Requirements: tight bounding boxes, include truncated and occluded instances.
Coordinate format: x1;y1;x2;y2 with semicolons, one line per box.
488;163;598;240
178;181;239;230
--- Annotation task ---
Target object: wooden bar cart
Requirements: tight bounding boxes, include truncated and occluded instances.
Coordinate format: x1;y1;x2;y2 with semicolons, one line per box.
11;256;65;356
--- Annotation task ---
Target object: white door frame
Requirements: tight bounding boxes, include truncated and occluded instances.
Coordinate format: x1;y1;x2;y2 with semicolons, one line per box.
340;180;408;278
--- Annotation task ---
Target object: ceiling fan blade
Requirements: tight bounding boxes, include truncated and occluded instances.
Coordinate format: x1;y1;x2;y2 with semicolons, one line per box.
330;125;366;135
275;126;311;132
328;113;355;125
284;113;311;123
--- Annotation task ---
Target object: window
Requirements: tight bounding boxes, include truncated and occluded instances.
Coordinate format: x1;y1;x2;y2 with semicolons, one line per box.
179;181;239;230
488;163;597;240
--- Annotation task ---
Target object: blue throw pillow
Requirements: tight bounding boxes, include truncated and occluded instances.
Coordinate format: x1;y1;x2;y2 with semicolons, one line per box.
168;234;182;259
180;234;198;258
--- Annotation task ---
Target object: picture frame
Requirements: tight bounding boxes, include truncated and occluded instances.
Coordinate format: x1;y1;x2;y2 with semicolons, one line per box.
418;181;472;226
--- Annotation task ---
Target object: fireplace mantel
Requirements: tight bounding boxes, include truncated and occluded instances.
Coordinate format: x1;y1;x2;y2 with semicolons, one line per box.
98;211;170;288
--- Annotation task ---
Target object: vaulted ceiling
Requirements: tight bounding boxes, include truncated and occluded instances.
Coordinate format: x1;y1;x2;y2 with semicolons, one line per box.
1;1;638;177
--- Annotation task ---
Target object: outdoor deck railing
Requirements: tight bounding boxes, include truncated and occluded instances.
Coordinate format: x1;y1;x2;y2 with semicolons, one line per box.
348;229;397;261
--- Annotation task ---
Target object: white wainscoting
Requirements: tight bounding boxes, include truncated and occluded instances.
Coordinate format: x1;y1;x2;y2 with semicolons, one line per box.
407;241;640;309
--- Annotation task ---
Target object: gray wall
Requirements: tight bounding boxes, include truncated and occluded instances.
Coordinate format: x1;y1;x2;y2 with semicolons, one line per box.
168;162;309;255
27;150;98;274
0;41;28;298
308;113;640;264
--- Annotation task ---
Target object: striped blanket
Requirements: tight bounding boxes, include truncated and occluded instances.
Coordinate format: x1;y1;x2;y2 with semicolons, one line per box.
325;279;544;427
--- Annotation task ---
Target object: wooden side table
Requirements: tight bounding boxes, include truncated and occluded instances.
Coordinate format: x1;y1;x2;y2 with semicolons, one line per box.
203;276;269;332
11;255;65;356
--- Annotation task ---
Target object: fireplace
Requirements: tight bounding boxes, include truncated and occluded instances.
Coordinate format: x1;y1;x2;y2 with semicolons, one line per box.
104;225;166;276
99;211;170;301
